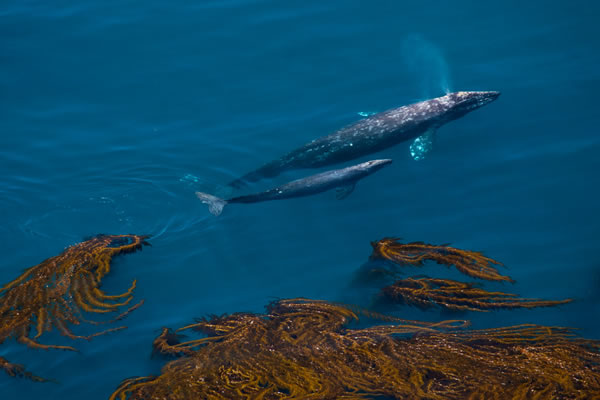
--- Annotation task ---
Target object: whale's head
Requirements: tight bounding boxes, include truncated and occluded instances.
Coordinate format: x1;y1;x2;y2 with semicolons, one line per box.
405;91;500;130
441;91;500;121
359;159;393;174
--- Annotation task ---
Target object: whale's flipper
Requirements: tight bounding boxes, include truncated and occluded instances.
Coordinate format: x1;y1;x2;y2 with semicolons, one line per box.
357;111;377;117
336;183;356;200
410;128;436;161
195;192;227;216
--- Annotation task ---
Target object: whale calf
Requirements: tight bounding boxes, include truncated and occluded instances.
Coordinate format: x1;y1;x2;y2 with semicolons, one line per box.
197;159;392;216
229;91;499;188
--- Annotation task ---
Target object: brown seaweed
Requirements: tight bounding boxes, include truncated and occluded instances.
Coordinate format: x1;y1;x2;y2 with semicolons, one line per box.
382;277;572;312
370;237;515;282
0;234;149;381
0;356;46;383
110;298;600;400
152;328;193;358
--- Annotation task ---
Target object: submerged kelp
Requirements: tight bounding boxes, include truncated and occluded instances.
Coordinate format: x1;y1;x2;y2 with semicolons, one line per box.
110;298;600;400
382;277;572;312
370;237;514;282
152;328;193;358
0;234;149;381
0;356;45;382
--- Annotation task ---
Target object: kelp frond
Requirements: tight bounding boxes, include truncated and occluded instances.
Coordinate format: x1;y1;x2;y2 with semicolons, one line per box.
370;237;514;282
382;277;572;312
110;298;600;400
0;234;149;381
0;356;46;383
152;328;195;358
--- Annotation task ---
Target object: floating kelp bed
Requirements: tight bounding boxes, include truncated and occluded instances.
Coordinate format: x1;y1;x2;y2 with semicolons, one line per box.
110;298;600;400
381;277;572;312
370;238;514;282
0;234;149;381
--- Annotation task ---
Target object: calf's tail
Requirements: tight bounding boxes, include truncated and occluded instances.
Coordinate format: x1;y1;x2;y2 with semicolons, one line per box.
195;192;227;216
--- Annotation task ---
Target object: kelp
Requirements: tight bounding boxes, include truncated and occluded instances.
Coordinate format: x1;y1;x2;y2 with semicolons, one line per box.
152;328;193;358
0;356;45;382
370;237;515;282
0;234;149;381
382;277;572;312
110;298;600;400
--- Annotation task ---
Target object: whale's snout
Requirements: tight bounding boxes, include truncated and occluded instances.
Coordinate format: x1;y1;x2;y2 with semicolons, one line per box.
363;159;393;172
437;91;500;122
474;91;501;106
452;91;500;110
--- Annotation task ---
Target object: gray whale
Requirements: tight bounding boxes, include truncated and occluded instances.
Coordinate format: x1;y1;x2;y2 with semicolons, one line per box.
197;159;392;216
230;91;499;188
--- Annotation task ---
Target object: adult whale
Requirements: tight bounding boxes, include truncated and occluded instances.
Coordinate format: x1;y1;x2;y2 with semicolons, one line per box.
229;91;499;188
197;159;392;216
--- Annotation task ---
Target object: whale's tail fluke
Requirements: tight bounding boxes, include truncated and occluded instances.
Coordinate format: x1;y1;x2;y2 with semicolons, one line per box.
195;192;227;216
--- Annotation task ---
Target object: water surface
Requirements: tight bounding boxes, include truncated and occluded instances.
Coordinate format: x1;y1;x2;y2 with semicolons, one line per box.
1;1;599;398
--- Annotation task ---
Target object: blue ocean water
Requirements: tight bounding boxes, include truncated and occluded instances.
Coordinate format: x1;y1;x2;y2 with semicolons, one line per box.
1;1;599;398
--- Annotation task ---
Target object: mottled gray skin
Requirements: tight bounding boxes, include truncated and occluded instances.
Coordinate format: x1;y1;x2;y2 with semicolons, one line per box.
196;159;391;215
230;91;499;188
230;159;391;203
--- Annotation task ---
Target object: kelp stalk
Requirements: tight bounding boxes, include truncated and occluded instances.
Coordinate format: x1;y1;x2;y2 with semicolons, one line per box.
370;237;514;282
381;277;572;312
